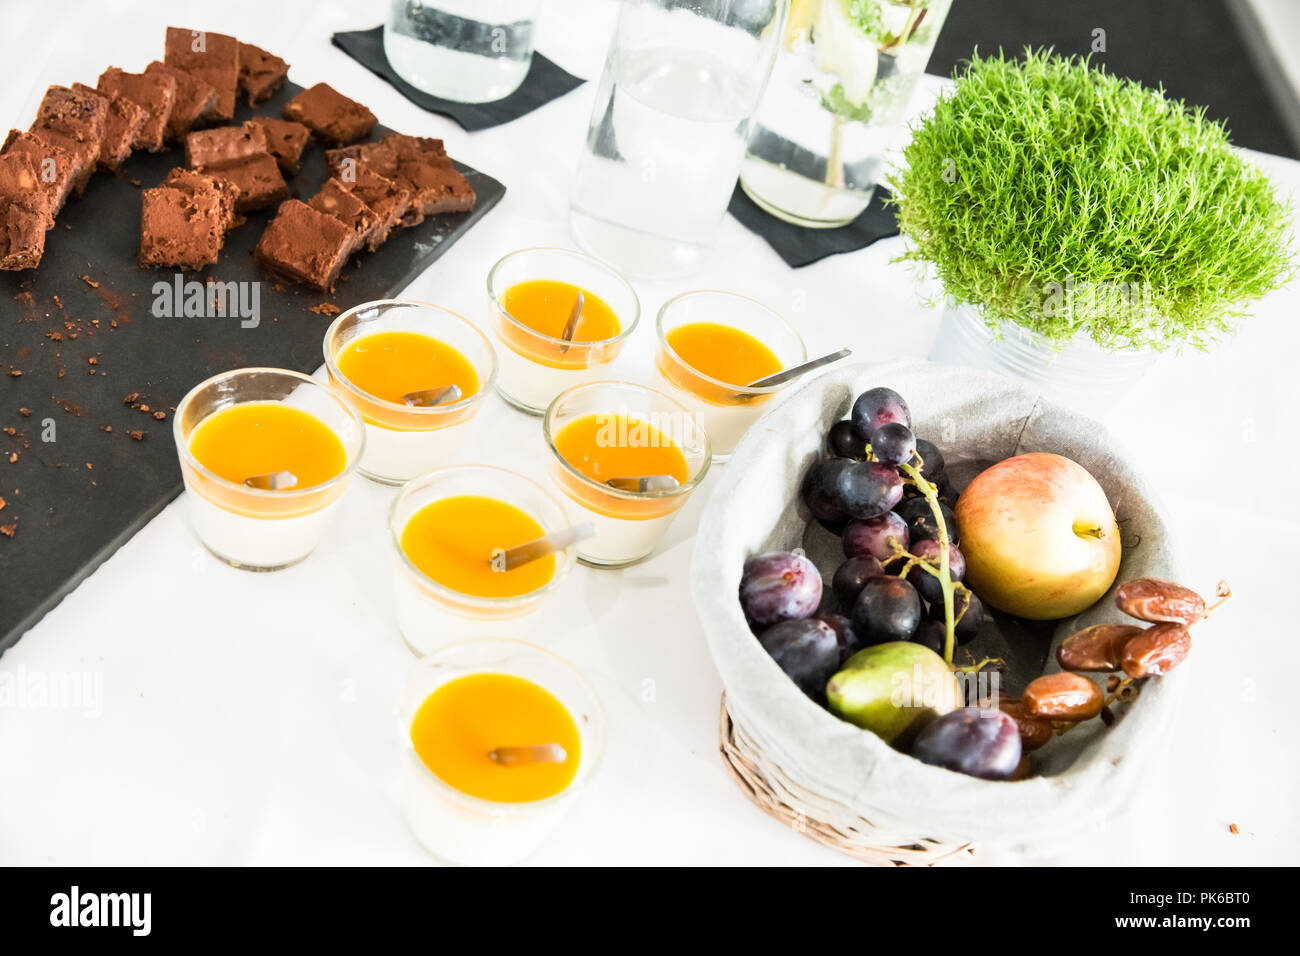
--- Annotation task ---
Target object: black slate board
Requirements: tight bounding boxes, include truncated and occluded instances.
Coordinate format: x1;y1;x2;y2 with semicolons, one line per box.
0;81;504;654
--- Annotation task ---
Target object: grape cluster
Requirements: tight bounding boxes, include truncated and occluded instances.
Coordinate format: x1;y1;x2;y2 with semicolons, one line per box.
738;386;988;703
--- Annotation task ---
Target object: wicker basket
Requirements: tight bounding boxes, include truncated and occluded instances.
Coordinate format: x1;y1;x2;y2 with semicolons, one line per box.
719;694;975;866
694;360;1181;857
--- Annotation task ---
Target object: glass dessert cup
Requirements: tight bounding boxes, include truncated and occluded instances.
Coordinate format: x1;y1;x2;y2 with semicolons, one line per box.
653;290;807;461
543;381;711;569
389;465;577;656
399;638;605;866
173;367;365;571
486;247;640;416
323;299;497;485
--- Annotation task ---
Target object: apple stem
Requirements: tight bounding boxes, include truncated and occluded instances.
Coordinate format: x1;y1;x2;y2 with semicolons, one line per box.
899;459;956;665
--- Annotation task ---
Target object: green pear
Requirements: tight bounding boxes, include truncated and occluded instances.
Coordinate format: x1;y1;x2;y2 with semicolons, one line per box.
826;642;963;748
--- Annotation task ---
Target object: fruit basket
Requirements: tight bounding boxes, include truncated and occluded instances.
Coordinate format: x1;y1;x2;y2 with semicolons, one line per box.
692;360;1181;861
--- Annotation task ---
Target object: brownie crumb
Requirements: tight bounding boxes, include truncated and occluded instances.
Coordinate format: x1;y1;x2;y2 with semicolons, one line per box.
123;391;139;404
1;522;16;538
19;408;30;416
81;275;100;288
129;430;145;441
152;411;166;421
310;303;341;316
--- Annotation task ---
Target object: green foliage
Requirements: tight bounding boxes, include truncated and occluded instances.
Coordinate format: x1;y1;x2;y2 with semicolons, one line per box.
889;50;1295;350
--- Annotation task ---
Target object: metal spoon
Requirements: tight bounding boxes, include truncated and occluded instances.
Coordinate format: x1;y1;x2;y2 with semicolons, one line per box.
558;291;583;354
605;475;681;492
243;470;297;490
493;522;596;572
489;744;568;766
402;384;463;407
744;347;853;389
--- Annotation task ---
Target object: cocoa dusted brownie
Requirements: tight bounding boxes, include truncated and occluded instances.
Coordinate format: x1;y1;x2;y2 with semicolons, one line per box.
2;130;77;223
97;67;176;152
146;61;218;142
164;26;240;121
23;126;97;196
283;83;377;146
0;151;49;270
337;164;410;250
139;176;229;270
200;152;286;213
34;85;108;147
327;134;474;218
254;199;356;292
163;167;241;231
185;122;268;169
246;117;310;174
308;178;380;248
71;83;148;170
237;42;289;105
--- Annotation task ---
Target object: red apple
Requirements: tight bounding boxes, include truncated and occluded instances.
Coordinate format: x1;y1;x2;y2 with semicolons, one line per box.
955;453;1121;620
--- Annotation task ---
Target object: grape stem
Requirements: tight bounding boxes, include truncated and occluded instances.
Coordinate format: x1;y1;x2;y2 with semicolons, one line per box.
899;459;956;664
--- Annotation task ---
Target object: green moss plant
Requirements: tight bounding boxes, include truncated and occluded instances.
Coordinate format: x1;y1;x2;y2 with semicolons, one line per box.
889;50;1294;350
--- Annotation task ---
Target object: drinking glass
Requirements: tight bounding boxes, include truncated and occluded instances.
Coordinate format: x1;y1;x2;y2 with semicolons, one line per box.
384;0;540;103
569;0;789;278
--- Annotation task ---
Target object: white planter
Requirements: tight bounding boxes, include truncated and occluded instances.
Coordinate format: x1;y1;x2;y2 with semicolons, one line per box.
929;302;1159;415
692;359;1181;848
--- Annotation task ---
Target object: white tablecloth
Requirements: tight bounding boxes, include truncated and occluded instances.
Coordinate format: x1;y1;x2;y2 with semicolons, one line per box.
2;0;1296;866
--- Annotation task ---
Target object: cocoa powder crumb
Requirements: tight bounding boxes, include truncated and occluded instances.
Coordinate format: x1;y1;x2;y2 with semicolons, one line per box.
81;275;100;288
7;452;16;463
311;303;342;316
8;370;20;377
129;430;145;441
123;392;139;404
153;411;166;421
1;522;16;538
19;408;30;417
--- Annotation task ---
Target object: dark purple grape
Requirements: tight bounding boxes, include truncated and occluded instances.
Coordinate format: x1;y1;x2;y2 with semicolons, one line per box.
906;539;966;604
850;576;922;645
908;501;960;546
800;458;853;526
870;422;916;466
937;476;959;506
910;708;1022;780
842;512;910;563
836;461;904;520
851;387;911;440
758;618;841;702
911;619;947;656
928;586;984;644
831;555;884;609
739;551;822;633
907;438;945;481
894;497;932;524
828;420;866;460
816;611;864;664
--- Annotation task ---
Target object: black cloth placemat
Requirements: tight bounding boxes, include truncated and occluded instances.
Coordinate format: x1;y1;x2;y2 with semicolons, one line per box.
728;185;900;269
332;26;584;132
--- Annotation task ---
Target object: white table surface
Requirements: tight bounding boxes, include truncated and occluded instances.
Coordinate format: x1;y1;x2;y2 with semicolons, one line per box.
2;0;1297;866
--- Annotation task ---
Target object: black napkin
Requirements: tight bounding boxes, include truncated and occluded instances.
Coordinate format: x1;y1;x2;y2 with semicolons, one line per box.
728;185;900;269
331;27;585;132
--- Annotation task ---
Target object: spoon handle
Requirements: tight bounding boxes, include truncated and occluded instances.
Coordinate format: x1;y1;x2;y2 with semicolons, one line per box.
745;347;853;389
496;522;596;571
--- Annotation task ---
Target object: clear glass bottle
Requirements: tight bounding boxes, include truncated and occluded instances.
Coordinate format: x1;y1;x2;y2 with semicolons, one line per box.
569;0;789;278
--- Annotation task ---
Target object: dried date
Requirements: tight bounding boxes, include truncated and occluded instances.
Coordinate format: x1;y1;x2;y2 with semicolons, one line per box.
1022;673;1104;721
1120;622;1191;678
1115;578;1205;626
1056;624;1144;671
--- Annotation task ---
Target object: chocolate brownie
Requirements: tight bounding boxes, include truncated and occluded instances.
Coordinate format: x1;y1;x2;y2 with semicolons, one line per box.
23;126;97;195
237;42;289;105
72;83;148;170
309;178;380;248
34;85;108;146
97;67;175;152
199;152;286;213
139;178;228;270
337;164;410;250
254;199;356;292
0;151;49;270
246;117;311;174
146;61;218;142
185;122;268;169
163;167;241;231
283;83;376;146
165;27;240;121
327;133;473;218
2;130;77;223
